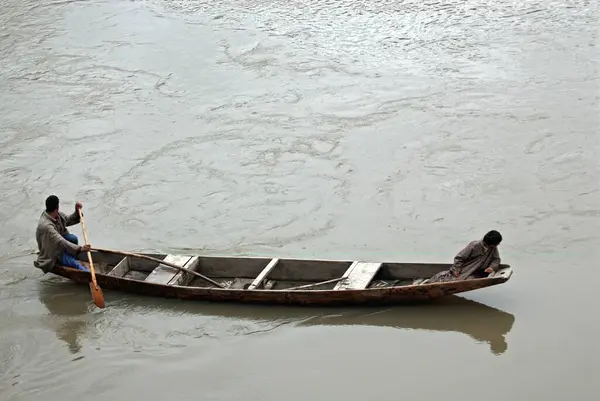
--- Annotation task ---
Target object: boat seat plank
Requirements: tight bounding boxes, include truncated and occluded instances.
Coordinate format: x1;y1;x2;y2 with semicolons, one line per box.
247;258;279;290
334;262;382;290
167;256;200;286
107;257;131;278
145;255;192;285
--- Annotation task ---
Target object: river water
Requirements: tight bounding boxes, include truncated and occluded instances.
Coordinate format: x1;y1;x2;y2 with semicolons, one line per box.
1;0;598;400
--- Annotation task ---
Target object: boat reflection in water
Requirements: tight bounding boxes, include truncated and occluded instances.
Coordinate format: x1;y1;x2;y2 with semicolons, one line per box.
179;295;514;355
297;297;514;355
38;280;513;356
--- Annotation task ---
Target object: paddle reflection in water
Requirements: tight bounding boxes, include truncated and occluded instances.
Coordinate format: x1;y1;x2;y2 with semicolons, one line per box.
38;278;514;356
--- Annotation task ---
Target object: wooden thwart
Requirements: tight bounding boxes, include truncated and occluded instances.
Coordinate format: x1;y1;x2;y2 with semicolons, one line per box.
168;256;200;286
107;257;131;278
333;262;382;290
145;255;192;285
247;258;279;290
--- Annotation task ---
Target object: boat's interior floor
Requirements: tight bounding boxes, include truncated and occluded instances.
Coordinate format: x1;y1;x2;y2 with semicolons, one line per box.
77;253;509;291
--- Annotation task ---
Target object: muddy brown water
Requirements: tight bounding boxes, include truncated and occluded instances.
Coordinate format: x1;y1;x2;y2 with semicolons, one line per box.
1;1;599;400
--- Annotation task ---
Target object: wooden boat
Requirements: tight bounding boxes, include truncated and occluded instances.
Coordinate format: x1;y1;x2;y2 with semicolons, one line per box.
44;248;513;306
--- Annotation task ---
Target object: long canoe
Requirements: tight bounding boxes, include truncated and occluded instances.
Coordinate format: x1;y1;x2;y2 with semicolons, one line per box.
43;250;513;306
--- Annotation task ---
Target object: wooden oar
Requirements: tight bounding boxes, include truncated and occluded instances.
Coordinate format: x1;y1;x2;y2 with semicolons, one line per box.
91;247;226;289
78;209;105;308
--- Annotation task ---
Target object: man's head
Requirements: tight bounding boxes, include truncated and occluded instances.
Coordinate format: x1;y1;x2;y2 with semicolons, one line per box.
483;230;502;247
45;195;60;216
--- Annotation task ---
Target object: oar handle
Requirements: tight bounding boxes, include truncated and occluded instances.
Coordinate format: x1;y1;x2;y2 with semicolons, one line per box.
78;209;97;285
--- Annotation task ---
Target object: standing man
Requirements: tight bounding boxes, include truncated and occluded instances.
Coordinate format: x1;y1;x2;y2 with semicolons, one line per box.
35;195;91;273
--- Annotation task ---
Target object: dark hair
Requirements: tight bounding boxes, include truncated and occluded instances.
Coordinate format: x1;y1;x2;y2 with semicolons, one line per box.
483;230;502;246
45;195;59;213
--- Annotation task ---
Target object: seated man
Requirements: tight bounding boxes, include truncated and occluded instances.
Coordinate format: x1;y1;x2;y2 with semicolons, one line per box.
35;195;91;273
428;230;502;283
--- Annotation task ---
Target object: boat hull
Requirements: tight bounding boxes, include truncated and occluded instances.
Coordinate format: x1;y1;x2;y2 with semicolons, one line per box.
49;264;512;306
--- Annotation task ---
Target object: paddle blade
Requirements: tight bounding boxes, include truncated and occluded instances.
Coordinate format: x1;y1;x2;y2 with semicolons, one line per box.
89;282;105;308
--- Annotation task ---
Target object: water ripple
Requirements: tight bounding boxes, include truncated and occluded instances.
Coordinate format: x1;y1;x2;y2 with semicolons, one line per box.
0;0;598;398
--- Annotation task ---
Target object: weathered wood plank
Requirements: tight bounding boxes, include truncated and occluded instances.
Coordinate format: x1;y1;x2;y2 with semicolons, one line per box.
144;255;192;285
107;257;130;278
330;261;357;284
334;262;382;290
167;256;199;286
247;258;279;290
